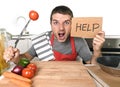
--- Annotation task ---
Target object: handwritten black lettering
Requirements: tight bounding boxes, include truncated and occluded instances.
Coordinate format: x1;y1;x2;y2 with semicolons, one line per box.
75;23;100;32
76;23;81;32
92;23;99;32
82;24;88;31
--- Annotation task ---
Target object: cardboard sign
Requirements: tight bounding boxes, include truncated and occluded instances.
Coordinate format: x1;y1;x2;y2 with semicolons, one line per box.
71;17;102;38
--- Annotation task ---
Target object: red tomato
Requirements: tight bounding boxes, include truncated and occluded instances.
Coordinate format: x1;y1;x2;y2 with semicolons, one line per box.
27;63;37;73
29;10;39;21
22;68;34;79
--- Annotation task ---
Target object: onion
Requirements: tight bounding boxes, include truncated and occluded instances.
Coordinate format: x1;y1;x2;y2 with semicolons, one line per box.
11;65;24;75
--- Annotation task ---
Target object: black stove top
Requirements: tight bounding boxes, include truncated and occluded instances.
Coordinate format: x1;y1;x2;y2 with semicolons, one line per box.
85;37;120;56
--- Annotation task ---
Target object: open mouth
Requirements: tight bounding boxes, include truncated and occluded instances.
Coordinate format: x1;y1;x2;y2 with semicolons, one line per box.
58;32;65;40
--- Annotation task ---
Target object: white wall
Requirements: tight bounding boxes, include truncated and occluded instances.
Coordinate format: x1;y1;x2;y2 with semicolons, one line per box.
0;0;120;35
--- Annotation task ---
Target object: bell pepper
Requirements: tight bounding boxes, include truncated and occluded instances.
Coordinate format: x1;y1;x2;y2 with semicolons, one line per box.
18;58;30;67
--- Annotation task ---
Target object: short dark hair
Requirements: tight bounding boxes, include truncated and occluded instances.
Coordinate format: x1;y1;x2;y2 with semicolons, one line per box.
50;5;73;22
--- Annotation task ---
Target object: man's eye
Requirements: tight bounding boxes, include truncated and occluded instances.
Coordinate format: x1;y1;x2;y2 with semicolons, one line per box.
64;21;70;25
53;22;58;25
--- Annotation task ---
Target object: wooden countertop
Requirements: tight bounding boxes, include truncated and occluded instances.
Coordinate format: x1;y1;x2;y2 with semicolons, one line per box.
86;64;120;87
0;61;96;87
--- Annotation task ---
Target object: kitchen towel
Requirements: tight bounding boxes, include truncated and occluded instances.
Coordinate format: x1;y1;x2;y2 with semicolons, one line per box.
31;32;54;61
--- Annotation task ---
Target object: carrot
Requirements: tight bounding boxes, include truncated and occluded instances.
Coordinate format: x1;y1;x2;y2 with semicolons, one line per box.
10;78;31;87
3;71;32;84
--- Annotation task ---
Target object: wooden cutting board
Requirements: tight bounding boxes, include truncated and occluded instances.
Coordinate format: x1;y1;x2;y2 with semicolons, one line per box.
0;61;96;87
31;61;96;87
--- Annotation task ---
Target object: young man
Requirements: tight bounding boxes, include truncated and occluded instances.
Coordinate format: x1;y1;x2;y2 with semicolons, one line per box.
3;5;105;64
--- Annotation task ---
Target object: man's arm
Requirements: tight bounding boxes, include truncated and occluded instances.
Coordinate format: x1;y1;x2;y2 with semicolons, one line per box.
86;31;105;64
3;46;33;64
12;52;33;64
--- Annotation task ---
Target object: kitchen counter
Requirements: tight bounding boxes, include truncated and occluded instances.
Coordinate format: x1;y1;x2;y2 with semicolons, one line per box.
0;61;96;87
86;64;120;87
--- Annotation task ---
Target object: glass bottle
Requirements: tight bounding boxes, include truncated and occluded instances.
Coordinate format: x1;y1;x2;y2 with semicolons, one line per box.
0;28;9;75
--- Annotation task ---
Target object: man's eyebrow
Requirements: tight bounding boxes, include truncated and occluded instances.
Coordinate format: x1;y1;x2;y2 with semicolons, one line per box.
52;19;58;21
52;19;71;21
65;19;71;22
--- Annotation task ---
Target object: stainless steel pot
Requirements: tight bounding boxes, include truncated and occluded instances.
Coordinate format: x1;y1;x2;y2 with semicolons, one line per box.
97;56;120;76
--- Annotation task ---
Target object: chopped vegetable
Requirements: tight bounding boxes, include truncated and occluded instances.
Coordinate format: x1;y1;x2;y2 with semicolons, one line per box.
11;65;24;75
27;63;37;73
3;71;32;84
22;68;35;79
10;78;31;87
18;58;30;67
29;10;39;21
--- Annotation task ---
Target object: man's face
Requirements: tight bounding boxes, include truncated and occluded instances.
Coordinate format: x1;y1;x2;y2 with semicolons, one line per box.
51;13;72;42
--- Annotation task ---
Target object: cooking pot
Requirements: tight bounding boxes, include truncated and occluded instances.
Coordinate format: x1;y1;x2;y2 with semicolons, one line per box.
96;56;120;76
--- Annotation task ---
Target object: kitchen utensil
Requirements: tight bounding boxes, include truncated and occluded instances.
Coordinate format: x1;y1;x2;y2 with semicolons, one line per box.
96;56;120;76
15;10;39;48
14;19;31;48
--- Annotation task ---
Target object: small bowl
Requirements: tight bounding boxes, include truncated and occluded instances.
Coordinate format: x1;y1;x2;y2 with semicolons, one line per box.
97;56;120;76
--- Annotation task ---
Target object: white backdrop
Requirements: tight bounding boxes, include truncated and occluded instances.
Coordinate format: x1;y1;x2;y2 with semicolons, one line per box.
0;0;120;35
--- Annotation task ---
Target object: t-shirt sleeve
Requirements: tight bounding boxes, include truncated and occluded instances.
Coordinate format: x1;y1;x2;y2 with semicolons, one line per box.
75;38;92;62
27;45;37;57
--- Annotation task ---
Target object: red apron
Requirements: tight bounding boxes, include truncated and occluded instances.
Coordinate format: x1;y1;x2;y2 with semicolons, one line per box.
50;34;77;61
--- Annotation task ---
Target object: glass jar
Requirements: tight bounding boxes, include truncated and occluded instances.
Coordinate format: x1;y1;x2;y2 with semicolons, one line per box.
0;28;10;75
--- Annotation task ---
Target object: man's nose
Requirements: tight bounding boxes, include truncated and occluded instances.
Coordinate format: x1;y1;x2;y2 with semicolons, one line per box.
59;23;64;30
